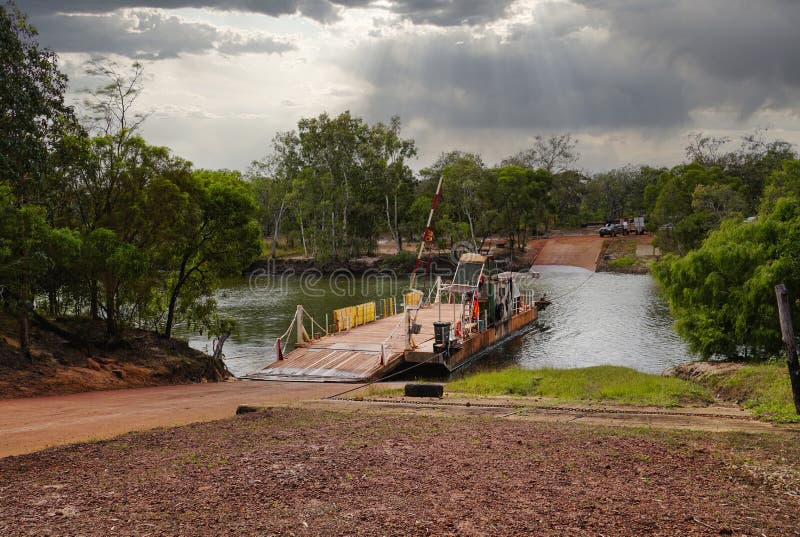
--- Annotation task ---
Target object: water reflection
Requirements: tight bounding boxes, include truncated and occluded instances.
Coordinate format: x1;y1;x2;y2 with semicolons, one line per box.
176;267;696;378
478;266;694;374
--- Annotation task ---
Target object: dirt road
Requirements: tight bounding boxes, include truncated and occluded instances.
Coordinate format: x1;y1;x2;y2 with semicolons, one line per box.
3;406;799;536
0;380;353;458
528;235;604;270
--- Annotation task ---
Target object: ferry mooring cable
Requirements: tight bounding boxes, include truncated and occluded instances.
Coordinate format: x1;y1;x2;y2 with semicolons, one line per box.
322;352;444;400
546;270;595;302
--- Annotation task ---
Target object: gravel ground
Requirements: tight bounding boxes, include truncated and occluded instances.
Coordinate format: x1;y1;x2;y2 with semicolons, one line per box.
2;407;799;536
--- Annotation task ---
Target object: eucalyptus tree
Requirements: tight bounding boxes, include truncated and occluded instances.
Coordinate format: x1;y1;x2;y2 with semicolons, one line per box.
362;116;416;253
503;134;579;174
0;2;76;357
417;151;492;248
160;170;261;338
255;112;417;259
249;133;298;258
491;165;553;250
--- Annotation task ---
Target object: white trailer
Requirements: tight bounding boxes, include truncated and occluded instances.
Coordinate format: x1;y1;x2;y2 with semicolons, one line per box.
633;216;646;235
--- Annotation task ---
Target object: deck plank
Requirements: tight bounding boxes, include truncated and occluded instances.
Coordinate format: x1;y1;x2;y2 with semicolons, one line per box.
246;304;462;382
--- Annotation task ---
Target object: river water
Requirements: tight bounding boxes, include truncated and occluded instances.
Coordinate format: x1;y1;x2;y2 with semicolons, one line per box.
175;266;696;378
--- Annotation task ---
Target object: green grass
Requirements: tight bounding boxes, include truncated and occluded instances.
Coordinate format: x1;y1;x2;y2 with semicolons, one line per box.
446;365;713;407
694;362;800;423
361;385;404;397
607;255;637;269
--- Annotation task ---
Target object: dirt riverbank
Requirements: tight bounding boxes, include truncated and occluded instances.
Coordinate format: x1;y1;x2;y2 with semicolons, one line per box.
0;316;227;400
527;235;604;270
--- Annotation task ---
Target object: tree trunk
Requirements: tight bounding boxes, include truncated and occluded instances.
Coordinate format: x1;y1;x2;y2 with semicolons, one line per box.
104;276;116;335
163;257;188;339
48;289;58;317
466;210;476;249
384;194;400;254
90;280;99;319
299;215;308;257
775;284;800;415
18;281;31;360
342;170;349;256
270;198;286;259
330;210;337;258
394;194;402;253
205;331;231;381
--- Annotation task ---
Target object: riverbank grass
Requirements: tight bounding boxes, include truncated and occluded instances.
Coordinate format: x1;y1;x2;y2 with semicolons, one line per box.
446;366;713;407
695;362;799;423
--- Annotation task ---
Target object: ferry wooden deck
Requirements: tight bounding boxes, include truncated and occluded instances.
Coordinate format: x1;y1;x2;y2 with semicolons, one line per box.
245;304;463;382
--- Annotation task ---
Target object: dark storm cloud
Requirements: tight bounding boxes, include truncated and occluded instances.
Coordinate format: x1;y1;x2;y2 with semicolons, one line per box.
354;32;689;130
17;1;300;17
585;1;800;82
29;10;295;59
353;0;800;132
17;0;343;24
17;0;509;26
388;0;516;26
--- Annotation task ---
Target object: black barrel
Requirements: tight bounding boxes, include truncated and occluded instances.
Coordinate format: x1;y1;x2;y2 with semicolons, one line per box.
404;383;444;398
433;321;451;346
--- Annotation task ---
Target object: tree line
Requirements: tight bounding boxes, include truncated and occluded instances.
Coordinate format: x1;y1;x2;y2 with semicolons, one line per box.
1;5;261;361
251;123;659;258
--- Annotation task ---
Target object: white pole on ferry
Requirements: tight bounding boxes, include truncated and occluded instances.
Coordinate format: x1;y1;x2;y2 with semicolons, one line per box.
409;173;444;292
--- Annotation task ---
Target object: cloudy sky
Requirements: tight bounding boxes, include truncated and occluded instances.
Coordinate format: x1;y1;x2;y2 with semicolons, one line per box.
16;0;800;172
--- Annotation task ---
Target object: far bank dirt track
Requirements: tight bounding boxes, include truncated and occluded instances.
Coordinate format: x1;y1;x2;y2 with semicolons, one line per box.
528;235;604;270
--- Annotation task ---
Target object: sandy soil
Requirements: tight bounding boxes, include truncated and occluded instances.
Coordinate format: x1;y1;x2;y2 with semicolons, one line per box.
0;380;353;458
528;235;605;270
2;406;799;536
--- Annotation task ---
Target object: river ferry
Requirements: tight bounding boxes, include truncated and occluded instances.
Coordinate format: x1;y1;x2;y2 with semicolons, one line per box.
245;253;538;382
246;175;540;382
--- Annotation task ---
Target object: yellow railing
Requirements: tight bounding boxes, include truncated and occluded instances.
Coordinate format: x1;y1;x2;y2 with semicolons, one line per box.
332;301;376;332
404;291;421;307
379;297;396;319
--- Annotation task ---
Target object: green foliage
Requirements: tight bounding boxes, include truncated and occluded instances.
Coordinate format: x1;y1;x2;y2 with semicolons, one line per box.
653;182;800;359
0;2;74;199
0;5;262;350
491;165;553;247
447;366;712;406
381;250;416;273
159;169;262;337
250;112;416;259
0;2;78;356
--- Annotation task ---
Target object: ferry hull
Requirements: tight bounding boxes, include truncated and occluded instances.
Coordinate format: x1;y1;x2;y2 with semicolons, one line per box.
403;307;537;372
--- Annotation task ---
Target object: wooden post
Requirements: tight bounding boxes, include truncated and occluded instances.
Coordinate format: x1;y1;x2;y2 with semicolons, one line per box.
296;305;304;346
774;284;800;415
